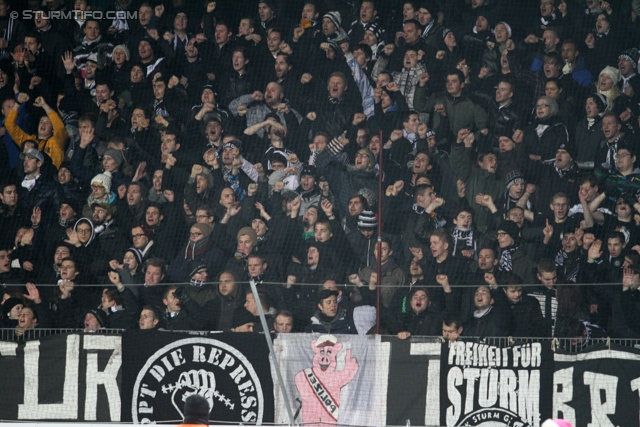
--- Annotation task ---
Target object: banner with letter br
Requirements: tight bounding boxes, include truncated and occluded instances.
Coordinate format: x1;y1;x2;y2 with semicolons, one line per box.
553;344;640;427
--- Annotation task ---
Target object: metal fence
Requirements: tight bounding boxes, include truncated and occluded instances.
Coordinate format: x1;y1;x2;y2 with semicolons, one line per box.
3;328;640;353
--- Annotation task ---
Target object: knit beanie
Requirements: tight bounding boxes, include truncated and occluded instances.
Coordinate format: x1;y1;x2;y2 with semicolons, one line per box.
619;48;640;70
590;93;609;112
474;7;493;29
419;1;440;17
498;220;520;243
103;149;124;168
2;298;22;320
91;172;112;193
599;66;621;86
557;142;577;160
130;62;148;78
357;148;376;168
61;197;82;215
113;44;130;61
323;11;342;29
125;248;143;266
192;223;213;238
504;170;524;190
187;259;207;278
86;308;107;328
232;307;255;328
365;22;384;42
497;21;512;37
258;0;277;13
301;164;318;180
357;210;378;229
183;395;211;424
237;226;257;245
358;187;378;207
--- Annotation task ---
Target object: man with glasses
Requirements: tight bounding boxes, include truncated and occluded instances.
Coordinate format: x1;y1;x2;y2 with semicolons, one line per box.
523;96;569;163
167;223;224;284
130;223;157;262
595;143;640;199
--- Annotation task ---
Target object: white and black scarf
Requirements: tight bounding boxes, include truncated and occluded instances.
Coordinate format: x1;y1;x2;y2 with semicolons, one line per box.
451;227;474;256
403;129;417;144
499;245;519;272
554;161;576;178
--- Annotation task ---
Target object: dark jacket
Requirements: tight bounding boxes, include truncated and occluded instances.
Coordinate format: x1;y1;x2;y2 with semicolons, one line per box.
523;116;569;162
19;175;64;226
450;142;504;233
304;307;357;334
463;305;510;338
495;291;550;337
316;139;377;219
167;240;225;284
390;306;443;336
312;93;363;140
575;116;605;163
484;101;525;151
499;247;537;285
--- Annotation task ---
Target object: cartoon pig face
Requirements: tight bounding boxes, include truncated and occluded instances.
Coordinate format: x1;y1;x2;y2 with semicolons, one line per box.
312;341;342;372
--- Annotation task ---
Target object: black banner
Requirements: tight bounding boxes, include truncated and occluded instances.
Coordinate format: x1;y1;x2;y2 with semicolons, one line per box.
553;344;640;427
440;340;554;427
0;333;121;421
120;330;274;424
1;333;640;426
384;337;442;426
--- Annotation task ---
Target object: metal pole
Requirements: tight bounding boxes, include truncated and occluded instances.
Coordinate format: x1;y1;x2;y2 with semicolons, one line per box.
376;130;384;334
248;281;296;425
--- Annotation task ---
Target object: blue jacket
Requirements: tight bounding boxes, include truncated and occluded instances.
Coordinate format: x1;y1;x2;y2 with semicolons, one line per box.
569;56;593;87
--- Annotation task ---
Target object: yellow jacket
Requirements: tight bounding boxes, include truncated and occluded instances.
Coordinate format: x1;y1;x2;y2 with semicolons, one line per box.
5;108;68;168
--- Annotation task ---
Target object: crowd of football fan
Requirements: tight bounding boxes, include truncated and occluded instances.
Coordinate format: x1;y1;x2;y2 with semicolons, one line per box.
1;0;640;345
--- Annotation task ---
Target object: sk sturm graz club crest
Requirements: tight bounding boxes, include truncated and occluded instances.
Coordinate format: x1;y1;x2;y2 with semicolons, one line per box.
456;408;531;427
131;337;265;424
294;334;359;425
